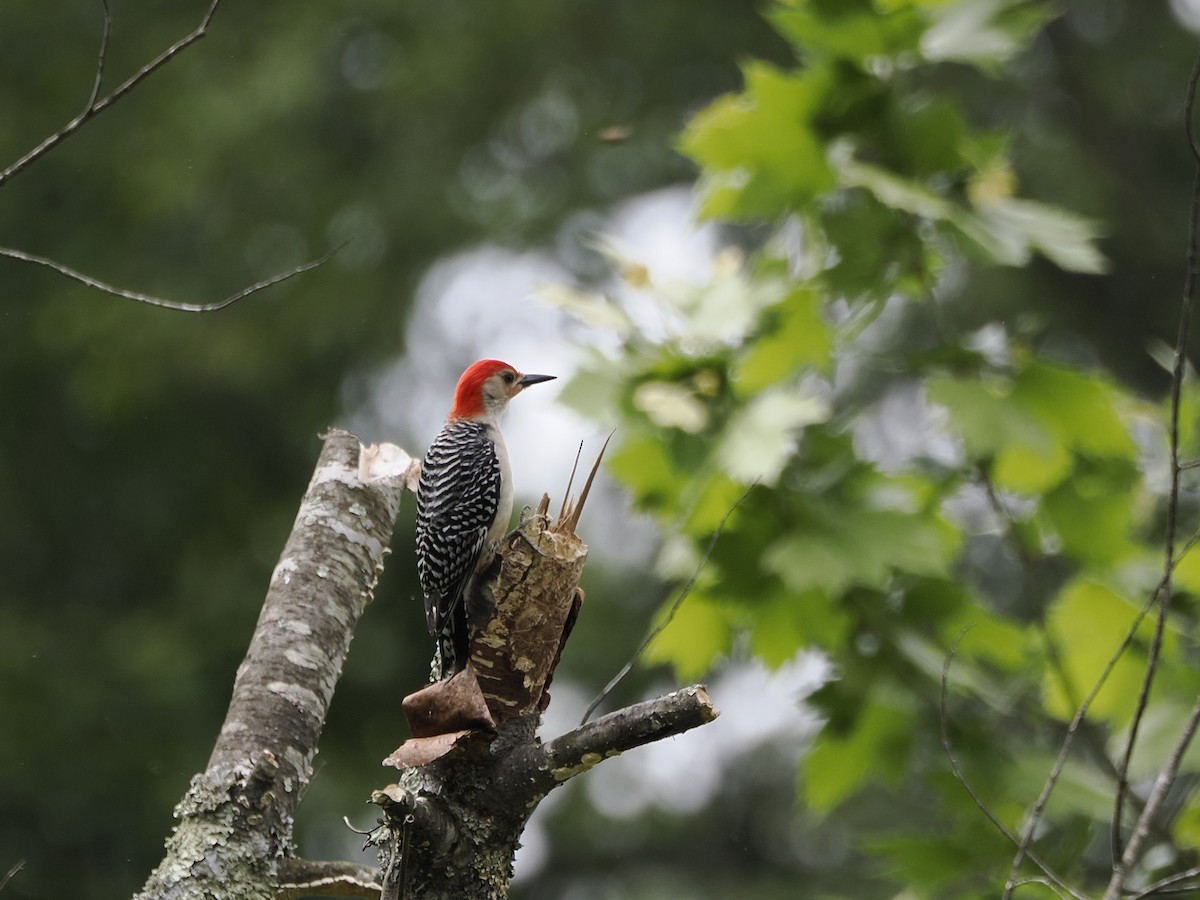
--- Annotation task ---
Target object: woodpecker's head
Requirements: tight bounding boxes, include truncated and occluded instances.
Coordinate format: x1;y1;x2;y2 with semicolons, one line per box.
449;359;555;422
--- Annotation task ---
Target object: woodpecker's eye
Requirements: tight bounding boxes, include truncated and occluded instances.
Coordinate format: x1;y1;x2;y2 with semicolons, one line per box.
501;371;516;385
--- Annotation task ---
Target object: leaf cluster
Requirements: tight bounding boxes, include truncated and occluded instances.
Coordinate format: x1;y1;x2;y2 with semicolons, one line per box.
552;1;1200;894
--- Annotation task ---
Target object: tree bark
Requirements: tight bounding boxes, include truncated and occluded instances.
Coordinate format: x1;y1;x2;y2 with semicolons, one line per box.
135;430;412;900
135;431;720;900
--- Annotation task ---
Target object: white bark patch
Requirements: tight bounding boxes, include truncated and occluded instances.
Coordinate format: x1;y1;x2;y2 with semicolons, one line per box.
323;517;385;557
309;460;358;489
279;619;312;637
271;557;300;585
267;681;322;717
284;643;323;671
283;745;309;777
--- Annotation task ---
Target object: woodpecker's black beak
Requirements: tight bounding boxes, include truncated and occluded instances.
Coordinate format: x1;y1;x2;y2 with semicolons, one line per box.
518;373;556;387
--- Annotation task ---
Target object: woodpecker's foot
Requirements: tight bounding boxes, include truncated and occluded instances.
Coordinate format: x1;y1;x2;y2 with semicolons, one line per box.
506;527;551;558
517;503;552;530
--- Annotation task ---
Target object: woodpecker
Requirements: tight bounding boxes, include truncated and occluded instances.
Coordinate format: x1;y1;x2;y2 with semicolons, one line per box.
415;359;556;676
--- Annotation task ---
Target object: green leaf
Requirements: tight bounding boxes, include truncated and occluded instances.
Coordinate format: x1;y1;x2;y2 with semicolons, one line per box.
770;4;924;65
992;439;1073;494
750;587;846;663
764;497;960;595
1043;579;1151;724
929;361;1135;497
1013;362;1135;459
1173;542;1200;596
715;383;830;484
1041;459;1137;566
632;381;709;433
1174;799;1200;853
608;434;689;509
643;592;731;680
926;375;1058;486
805;688;914;812
556;350;625;424
683;473;751;534
836;151;1107;272
922;0;1062;69
977;197;1108;274
681;62;836;219
535;284;636;336
735;286;832;391
659;263;790;347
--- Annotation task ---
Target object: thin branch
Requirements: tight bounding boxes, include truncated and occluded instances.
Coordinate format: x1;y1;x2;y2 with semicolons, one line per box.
0;243;343;312
1004;585;1159;898
1007;878;1073;900
1106;692;1200;900
86;0;112;112
1109;52;1200;887
940;632;1086;900
542;685;717;786
0;860;25;893
0;0;221;187
1130;865;1200;899
579;480;756;725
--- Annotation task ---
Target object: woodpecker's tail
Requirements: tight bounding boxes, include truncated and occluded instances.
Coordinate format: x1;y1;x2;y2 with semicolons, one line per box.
434;594;471;677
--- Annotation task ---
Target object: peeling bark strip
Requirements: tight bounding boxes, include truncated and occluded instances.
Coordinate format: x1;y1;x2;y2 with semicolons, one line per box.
136;431;412;900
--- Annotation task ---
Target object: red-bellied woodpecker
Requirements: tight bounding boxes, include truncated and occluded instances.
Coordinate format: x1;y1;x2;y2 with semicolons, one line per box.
415;359;556;676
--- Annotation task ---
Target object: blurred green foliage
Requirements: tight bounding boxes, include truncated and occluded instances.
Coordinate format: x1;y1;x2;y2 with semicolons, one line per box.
6;0;1200;898
549;0;1200;896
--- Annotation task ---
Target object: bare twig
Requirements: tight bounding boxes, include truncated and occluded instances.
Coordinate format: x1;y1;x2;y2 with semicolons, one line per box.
0;243;343;312
1007;878;1073;900
0;0;221;187
941;632;1086;900
1004;586;1159;897
1130;865;1200;899
1107;54;1200;893
86;0;112;111
579;480;756;725
1106;692;1200;900
0;860;25;893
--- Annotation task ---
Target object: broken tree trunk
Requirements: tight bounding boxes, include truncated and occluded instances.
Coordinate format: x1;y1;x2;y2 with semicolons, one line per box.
368;489;718;900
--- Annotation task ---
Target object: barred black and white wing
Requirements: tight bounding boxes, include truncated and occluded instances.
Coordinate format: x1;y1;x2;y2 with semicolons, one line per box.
415;419;502;673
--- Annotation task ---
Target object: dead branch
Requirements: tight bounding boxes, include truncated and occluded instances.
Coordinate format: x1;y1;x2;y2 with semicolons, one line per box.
0;0;220;188
134;431;414;900
0;242;342;312
534;684;716;785
1;0;338;312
